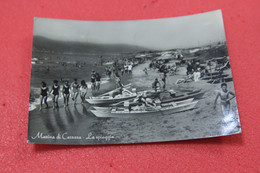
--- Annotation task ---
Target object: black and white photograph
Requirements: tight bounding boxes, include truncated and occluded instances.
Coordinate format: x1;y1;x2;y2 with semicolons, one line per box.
28;10;241;145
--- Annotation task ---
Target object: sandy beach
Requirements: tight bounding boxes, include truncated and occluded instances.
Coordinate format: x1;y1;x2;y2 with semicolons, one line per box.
28;56;241;145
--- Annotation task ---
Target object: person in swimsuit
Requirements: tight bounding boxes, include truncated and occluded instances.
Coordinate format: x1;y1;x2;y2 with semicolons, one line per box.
91;72;96;91
95;72;101;91
62;80;70;107
143;67;148;75
128;64;132;74
162;72;167;89
152;78;161;92
39;81;49;110
214;83;235;115
108;67;112;78
71;78;80;105
80;80;88;104
50;80;60;109
121;64;125;76
114;73;123;88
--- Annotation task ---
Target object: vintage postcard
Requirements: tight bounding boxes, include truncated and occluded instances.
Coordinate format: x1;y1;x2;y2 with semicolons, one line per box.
28;10;241;145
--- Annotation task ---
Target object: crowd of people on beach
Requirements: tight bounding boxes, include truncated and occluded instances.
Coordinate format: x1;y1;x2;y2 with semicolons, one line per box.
105;60;134;78
174;57;231;84
149;59;178;75
37;54;235;116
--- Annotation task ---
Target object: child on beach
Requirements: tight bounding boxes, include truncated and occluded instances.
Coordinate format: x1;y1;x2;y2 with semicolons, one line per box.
62;80;70;107
50;80;60;109
71;78;80;105
214;83;235;115
80;80;88;104
39;81;49;110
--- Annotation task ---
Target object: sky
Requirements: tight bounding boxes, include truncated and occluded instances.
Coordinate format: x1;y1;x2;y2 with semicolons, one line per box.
33;10;227;50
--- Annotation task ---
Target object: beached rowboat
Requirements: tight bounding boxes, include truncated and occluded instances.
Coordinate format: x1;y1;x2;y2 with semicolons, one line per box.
201;74;228;80
160;89;204;103
93;98;194;112
107;89;203;107
86;93;137;105
86;85;137;105
90;101;198;118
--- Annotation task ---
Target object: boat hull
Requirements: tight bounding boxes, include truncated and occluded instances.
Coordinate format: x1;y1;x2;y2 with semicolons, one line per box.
93;98;194;112
161;90;204;103
86;94;137;105
91;101;198;118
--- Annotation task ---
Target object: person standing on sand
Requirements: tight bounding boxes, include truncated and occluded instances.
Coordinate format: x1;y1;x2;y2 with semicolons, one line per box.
39;81;49;110
143;67;148;75
124;64;128;73
214;83;235;115
50;80;60;109
193;68;201;82
62;80;70;107
128;64;132;73
162;72;167;89
91;73;96;91
121;64;125;76
115;73;123;88
108;67;112;78
152;78;161;92
71;78;80;105
95;72;101;91
80;80;88;104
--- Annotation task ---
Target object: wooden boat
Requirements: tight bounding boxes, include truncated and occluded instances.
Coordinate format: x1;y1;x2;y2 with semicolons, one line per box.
90;100;198;118
107;89;203;107
86;85;137;105
160;89;204;103
201;74;228;80
206;77;233;84
93;98;194;112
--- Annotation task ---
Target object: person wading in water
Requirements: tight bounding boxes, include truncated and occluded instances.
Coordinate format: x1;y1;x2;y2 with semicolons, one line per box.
71;78;80;105
62;80;70;107
39;81;49;110
50;80;60;109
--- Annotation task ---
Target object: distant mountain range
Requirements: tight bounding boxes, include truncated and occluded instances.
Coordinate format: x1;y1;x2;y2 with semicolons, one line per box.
33;36;152;54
